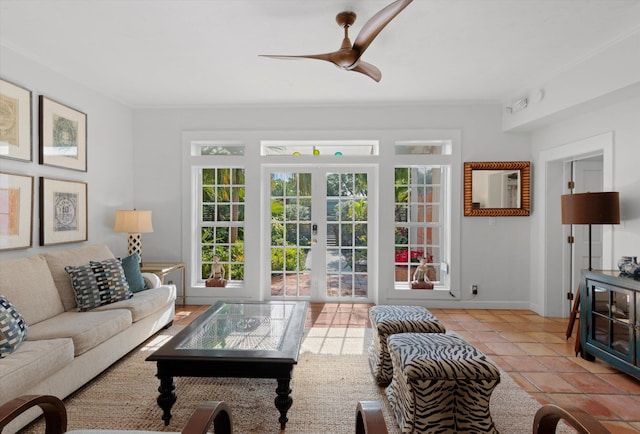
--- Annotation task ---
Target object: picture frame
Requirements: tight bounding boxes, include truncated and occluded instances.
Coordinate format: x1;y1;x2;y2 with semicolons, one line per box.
39;95;87;171
0;172;34;250
0;78;33;162
40;177;88;246
463;161;531;216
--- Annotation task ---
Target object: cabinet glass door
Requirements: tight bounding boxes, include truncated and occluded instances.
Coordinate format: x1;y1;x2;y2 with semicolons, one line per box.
589;281;633;362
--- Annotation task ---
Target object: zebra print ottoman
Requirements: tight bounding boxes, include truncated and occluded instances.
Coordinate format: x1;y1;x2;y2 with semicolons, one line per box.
368;305;445;385
386;333;501;434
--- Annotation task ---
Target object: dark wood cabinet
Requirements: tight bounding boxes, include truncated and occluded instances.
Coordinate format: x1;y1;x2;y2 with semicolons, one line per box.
580;270;640;380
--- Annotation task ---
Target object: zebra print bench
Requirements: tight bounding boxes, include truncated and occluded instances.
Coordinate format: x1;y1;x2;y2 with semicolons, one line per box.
385;333;501;434
368;305;445;385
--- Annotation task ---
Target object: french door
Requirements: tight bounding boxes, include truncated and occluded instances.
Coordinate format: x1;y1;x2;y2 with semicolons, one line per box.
265;165;375;302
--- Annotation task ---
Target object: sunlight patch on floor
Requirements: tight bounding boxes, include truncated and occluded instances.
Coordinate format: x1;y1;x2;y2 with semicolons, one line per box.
302;327;371;355
140;332;174;352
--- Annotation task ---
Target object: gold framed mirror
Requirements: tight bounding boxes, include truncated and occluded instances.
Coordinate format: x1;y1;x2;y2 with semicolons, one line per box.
463;161;531;216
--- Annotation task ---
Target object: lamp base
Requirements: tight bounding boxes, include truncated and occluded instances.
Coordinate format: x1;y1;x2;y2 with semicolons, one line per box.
127;233;143;263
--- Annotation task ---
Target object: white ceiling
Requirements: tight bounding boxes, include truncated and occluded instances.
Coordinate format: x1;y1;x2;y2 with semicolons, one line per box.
1;0;639;108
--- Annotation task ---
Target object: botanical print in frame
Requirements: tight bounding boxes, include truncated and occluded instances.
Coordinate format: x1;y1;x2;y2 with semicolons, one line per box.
0;78;33;162
39;96;87;171
40;177;87;246
0;172;34;250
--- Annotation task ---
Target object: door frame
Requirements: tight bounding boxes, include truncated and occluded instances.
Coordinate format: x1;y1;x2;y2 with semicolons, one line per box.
538;131;614;317
261;164;378;303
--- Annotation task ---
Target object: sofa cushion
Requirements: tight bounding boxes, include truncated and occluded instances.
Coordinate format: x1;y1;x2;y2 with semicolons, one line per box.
65;259;133;311
41;244;115;311
26;309;132;356
0;255;65;325
0;296;28;357
120;253;148;293
94;285;176;322
0;338;74;401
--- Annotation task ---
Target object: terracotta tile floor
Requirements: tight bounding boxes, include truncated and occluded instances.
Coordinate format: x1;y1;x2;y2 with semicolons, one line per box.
175;304;640;432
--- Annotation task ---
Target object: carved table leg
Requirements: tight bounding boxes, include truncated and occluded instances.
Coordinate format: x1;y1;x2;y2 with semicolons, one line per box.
275;377;293;429
157;375;177;425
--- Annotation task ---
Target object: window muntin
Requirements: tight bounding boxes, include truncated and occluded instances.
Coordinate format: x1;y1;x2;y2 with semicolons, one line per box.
394;166;447;288
325;172;369;298
199;167;245;283
269;172;312;297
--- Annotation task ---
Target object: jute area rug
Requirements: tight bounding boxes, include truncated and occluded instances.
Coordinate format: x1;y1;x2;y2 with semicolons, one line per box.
21;325;555;434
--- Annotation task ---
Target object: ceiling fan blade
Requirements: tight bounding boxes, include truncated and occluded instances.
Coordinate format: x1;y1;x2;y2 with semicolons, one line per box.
260;52;337;63
350;61;382;82
352;0;413;57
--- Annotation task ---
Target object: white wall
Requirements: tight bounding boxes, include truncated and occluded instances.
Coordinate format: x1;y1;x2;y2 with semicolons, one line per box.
6;40;635;314
0;46;135;259
2;43;534;308
529;96;640;316
133;104;532;307
502;32;640;131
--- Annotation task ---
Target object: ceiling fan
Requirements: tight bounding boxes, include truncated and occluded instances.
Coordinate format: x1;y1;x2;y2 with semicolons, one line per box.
260;0;413;82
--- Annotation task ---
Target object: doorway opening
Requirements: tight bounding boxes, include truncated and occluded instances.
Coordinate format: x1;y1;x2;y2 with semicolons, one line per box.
265;165;375;303
541;132;613;318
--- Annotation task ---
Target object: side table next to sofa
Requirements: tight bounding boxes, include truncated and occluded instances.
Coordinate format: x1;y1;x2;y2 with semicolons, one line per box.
141;262;186;305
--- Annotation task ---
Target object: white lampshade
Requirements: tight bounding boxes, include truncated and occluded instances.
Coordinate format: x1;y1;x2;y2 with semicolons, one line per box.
114;210;153;262
114;210;154;234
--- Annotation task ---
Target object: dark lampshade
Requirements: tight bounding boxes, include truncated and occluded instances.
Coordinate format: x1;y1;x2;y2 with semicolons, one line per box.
561;192;620;225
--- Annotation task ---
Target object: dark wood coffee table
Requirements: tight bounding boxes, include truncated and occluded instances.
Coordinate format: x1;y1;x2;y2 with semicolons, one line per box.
146;300;308;429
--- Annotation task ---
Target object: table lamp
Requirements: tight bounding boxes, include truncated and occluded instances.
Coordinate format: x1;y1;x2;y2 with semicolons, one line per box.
114;209;154;263
561;191;620;271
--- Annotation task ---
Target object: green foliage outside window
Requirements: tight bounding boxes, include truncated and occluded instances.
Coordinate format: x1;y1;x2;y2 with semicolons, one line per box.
201;168;245;281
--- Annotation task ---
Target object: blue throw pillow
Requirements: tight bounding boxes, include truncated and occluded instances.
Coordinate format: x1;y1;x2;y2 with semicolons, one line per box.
121;253;148;293
0;296;28;358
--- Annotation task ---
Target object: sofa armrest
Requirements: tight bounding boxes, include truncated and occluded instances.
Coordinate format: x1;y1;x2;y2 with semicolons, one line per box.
1;395;232;434
533;404;610;434
182;401;233;434
355;401;388;434
0;395;67;434
142;272;162;289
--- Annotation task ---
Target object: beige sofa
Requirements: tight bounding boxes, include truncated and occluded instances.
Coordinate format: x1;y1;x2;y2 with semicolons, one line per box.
0;244;176;433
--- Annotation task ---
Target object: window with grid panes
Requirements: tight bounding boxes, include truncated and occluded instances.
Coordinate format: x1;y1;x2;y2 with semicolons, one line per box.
394;166;447;288
200;168;245;283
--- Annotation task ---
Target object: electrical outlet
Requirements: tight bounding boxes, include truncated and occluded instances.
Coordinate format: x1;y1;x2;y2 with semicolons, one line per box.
472;284;478;295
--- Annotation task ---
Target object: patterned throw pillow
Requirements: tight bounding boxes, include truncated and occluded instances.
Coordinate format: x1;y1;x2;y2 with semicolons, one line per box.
65;259;133;312
0;296;28;358
120;253;148;293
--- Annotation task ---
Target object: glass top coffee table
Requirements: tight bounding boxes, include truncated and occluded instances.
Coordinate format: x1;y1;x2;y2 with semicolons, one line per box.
146;300;308;429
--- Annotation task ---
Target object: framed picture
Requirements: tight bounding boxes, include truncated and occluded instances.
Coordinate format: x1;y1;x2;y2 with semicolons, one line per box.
0;172;34;250
0;78;33;162
40;177;87;246
39;96;87;171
